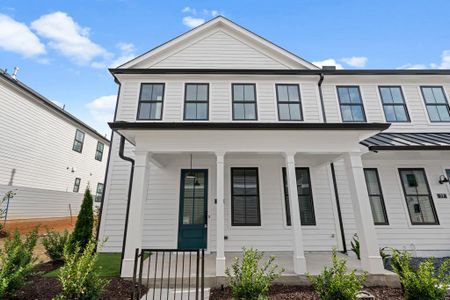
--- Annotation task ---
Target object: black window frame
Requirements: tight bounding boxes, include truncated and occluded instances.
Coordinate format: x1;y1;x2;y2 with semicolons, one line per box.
232;83;258;120
378;86;410;123
363;168;389;225
95;141;104;161
398;168;439;225
183;83;209;120
72;129;85;153
420;86;450;123
73;178;81;193
95;182;104;203
282;167;316;226
336;86;367;123
276;84;303;121
231;167;261;226
136;83;165;120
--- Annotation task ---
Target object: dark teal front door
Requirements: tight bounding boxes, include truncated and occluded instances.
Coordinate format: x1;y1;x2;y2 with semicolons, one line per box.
178;169;208;249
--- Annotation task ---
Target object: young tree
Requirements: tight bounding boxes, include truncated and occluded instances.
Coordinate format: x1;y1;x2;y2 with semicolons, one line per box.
70;187;94;250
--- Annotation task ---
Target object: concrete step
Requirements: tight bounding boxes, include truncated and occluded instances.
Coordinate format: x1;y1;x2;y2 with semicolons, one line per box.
140;288;210;300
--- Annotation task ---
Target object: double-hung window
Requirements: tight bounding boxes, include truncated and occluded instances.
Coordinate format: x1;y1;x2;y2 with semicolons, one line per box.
282;168;316;226
379;86;410;122
231;168;261;226
276;84;302;121
137;83;164;120
72;129;85;153
363;168;389;225
337;86;366;122
95;183;104;202
421;86;450;122
232;84;257;120
184;83;209;120
399;168;439;225
95;142;104;161
73;178;81;193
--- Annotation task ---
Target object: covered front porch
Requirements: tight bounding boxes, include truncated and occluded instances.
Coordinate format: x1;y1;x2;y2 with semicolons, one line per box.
111;122;390;280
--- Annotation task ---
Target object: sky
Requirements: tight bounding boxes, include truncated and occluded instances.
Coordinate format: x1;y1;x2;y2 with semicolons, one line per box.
1;0;449;135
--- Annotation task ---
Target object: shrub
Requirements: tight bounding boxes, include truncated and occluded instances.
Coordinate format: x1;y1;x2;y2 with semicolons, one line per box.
350;233;360;260
307;249;367;300
54;239;108;300
391;249;450;300
0;228;38;298
70;187;94;251
225;248;283;300
42;228;70;261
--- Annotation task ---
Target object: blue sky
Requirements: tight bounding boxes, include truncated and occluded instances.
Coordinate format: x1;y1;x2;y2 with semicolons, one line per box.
1;0;449;134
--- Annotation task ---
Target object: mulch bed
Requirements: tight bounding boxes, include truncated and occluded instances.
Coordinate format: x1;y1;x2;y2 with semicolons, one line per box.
210;285;404;300
13;262;147;300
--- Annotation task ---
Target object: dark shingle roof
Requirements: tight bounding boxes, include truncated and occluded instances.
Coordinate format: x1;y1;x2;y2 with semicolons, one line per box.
361;132;450;150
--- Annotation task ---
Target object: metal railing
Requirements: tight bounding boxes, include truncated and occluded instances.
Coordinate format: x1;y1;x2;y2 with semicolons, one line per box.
132;248;205;300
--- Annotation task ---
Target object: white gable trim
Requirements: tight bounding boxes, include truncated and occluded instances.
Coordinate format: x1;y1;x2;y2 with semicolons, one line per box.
119;16;318;70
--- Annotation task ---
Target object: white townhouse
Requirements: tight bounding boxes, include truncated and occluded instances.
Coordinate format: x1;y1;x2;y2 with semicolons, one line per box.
98;16;450;280
0;71;110;220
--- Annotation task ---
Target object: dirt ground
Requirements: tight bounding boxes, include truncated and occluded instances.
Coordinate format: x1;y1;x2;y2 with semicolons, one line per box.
0;216;77;262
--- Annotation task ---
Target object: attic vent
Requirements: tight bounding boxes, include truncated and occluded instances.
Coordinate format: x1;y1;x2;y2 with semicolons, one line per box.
322;66;336;70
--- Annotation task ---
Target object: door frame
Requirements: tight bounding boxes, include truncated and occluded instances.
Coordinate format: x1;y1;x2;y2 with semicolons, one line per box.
177;169;208;249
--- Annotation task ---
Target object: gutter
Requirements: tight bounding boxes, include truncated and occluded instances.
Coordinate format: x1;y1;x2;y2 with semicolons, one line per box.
118;135;135;274
330;163;347;253
317;73;327;123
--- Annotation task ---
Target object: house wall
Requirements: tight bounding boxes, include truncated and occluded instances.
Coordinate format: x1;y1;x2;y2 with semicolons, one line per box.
0;77;109;219
333;153;450;257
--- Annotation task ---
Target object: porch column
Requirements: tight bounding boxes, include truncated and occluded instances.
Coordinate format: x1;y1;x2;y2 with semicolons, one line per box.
343;152;384;274
121;151;150;277
284;152;307;274
215;152;226;276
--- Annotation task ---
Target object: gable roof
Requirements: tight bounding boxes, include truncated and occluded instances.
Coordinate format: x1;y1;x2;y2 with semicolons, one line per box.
118;16;318;70
0;71;110;144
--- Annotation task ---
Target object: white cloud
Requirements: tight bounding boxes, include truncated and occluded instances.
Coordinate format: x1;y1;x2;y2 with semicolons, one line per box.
86;95;116;134
117;42;135;54
31;12;109;65
0;14;46;57
398;50;450;70
312;58;344;70
340;56;368;68
182;16;205;28
182;7;196;14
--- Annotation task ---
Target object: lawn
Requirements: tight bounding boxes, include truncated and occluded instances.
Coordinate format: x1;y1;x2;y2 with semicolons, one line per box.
45;252;122;277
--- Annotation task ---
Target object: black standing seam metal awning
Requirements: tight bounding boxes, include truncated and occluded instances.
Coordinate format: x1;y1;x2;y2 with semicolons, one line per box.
361;132;450;150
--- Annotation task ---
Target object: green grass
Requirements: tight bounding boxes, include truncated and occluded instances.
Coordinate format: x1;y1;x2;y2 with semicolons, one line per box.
44;253;121;278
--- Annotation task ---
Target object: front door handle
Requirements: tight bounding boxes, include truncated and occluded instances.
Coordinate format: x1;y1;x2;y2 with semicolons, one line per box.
204;224;208;229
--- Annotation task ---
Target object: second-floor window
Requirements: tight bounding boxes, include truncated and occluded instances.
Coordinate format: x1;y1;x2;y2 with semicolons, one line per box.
337;86;366;122
95;142;104;161
184;83;209;120
379;86;410;122
276;84;302;121
137;83;164;120
73;178;81;192
421;86;450;122
72;129;85;153
232;84;257;120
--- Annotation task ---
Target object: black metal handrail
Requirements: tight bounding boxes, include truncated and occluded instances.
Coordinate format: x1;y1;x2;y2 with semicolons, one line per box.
132;248;205;300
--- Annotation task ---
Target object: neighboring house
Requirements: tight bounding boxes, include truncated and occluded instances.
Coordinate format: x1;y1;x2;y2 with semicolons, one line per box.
0;71;110;220
98;16;450;279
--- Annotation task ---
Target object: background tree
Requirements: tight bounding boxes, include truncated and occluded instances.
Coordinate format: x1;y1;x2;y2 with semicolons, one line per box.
70;187;94;250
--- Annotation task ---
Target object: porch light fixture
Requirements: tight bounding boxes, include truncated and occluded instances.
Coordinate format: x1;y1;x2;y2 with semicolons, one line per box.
186;154;201;186
439;175;449;184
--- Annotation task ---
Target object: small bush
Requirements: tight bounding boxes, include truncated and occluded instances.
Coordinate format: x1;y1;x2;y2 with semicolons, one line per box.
0;228;38;298
307;249;367;300
350;234;360;260
54;239;108;300
42;228;70;261
225;248;283;300
391;249;450;300
70;187;94;251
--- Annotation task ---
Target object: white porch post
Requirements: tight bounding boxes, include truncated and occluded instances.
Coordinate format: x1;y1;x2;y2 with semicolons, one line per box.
215;152;226;276
284;152;307;274
343;152;384;274
121;151;150;277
